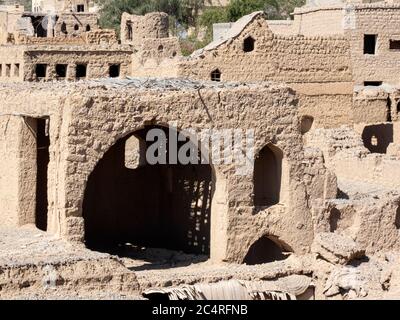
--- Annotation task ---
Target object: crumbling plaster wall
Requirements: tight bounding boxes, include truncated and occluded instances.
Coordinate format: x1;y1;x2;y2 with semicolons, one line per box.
304;122;400;255
61;83;311;263
312;196;400;255
120;12;181;78
54;13;99;37
296;84;390;128
15;29;117;45
131;37;181;77
179;14;352;83
0;80;334;263
305;125;400;191
177;13;357;129
0;6;25;43
292;82;354;128
121;12;169;46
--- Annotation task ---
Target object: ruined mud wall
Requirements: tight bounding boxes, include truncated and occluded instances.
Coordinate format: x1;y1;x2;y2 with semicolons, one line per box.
305;126;400;190
22;46;132;81
121;12;179;77
0;80;334;263
121;12;169;46
306;125;400;255
178;15;352;83
353;89;389;123
15;29;117;46
293;83;389;128
298;93;353;128
131;37;181;77
60;82;310;263
54;13;99;37
0;8;25;44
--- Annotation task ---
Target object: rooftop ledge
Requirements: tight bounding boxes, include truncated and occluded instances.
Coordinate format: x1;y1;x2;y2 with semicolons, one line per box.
0;77;293;93
293;2;400;15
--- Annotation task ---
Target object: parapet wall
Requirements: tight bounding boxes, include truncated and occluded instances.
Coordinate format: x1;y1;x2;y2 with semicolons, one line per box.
292;5;345;36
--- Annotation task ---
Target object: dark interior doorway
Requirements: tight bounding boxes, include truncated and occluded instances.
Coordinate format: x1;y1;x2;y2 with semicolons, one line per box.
243;236;290;265
31;16;47;37
36;118;49;231
83;125;213;257
253;144;282;207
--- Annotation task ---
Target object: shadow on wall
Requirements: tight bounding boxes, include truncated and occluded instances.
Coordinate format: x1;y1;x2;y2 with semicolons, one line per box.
83;125;212;257
362;123;393;154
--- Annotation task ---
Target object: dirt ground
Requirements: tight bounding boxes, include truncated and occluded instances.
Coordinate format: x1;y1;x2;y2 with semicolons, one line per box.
1;225;399;300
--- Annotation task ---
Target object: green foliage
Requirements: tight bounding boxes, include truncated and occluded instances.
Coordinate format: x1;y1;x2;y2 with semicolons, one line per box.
180;36;210;56
94;0;305;54
200;7;229;29
227;0;267;21
94;0;144;31
20;0;32;9
199;7;229;44
227;0;304;21
94;0;210;31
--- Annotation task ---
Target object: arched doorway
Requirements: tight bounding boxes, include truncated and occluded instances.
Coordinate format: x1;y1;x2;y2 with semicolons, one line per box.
253;144;283;207
83;125;212;257
243;236;291;265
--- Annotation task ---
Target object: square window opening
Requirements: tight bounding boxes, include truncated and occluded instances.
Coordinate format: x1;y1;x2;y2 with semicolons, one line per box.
364;81;382;86
364;34;377;54
76;64;87;79
6;64;11;77
35;64;47;79
109;64;120;78
390;40;400;50
14;63;20;77
211;69;221;82
56;64;67;78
